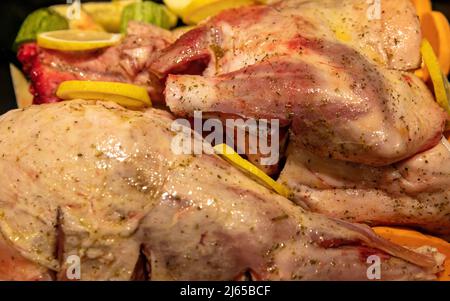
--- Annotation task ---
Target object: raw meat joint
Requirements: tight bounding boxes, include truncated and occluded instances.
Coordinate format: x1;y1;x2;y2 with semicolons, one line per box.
18;22;174;104
0;101;444;280
152;0;450;238
1;0;449;280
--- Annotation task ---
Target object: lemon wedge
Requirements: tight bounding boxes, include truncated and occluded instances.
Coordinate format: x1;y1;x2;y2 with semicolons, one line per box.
50;5;105;31
184;0;256;25
164;0;257;25
37;30;122;51
83;0;140;32
421;39;450;124
163;0;210;17
56;81;151;109
10;64;33;109
214;144;292;198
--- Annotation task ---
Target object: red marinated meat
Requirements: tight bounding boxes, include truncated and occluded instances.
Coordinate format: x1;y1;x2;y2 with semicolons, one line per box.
17;22;174;105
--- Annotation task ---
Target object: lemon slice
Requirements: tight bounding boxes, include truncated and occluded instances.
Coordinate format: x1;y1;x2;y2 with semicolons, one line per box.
421;39;450;126
56;81;151;109
214;144;292;198
37;30;122;51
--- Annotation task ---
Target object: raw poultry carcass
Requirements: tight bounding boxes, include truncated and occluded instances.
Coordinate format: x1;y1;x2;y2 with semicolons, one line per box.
278;139;450;240
151;0;447;167
150;0;450;238
0;100;444;280
17;21;174;104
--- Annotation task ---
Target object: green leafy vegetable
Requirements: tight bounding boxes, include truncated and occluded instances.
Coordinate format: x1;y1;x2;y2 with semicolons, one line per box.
120;1;178;33
13;8;69;50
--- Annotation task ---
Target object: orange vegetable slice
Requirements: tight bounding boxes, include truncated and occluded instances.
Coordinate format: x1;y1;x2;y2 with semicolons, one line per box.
373;227;450;281
421;11;450;76
410;0;432;21
411;0;450;81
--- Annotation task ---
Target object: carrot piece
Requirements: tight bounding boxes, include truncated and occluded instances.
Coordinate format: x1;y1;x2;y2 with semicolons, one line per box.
421;11;450;76
373;227;450;281
410;0;432;21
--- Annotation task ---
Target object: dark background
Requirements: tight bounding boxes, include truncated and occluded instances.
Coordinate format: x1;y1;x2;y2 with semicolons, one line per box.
0;0;449;114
